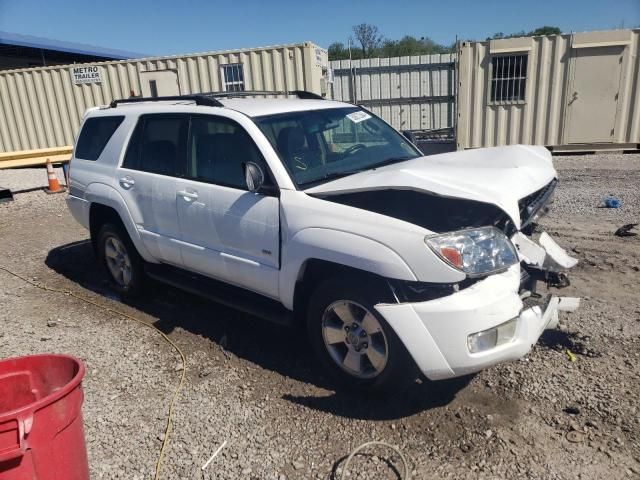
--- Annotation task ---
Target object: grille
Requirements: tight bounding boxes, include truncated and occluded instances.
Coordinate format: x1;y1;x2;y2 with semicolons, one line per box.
518;179;557;227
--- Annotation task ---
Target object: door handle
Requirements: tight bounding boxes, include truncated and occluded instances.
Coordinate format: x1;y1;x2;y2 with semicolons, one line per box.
177;190;198;201
119;176;135;189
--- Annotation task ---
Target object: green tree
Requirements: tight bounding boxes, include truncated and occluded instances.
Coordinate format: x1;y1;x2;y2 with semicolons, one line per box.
327;42;349;61
380;35;451;57
488;26;561;40
327;24;456;61
528;26;562;36
352;23;384;58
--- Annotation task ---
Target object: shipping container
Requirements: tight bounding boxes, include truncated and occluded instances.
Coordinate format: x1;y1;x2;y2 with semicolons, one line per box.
457;29;640;151
0;42;329;153
330;54;455;133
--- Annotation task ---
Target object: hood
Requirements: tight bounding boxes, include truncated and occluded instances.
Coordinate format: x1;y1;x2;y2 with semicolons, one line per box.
306;145;556;230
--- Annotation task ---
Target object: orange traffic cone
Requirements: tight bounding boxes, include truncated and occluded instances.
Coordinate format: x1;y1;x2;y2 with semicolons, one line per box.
45;159;65;194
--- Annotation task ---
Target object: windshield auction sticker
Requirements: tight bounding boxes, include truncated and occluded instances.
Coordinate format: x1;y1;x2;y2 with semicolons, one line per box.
346;111;371;123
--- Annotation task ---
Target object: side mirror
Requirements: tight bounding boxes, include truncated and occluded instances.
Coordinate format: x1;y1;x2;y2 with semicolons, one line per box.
402;130;417;145
243;162;265;192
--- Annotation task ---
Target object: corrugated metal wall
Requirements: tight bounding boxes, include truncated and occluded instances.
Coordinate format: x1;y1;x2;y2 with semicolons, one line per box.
457;29;640;150
0;42;327;153
330;54;456;132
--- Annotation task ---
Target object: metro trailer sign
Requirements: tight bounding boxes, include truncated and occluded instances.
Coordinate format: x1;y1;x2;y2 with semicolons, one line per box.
70;66;102;85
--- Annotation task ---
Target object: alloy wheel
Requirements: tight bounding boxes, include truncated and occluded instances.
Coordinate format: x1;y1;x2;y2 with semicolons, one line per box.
104;235;132;288
321;300;389;379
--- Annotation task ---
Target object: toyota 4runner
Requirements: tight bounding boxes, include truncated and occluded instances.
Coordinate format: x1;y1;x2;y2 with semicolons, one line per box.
66;91;580;392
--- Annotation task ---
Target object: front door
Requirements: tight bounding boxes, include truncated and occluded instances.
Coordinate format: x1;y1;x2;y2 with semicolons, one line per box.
117;113;189;266
565;46;623;144
176;114;280;298
140;70;180;97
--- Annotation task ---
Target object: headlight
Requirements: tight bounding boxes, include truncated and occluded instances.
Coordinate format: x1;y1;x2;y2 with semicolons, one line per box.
425;227;518;277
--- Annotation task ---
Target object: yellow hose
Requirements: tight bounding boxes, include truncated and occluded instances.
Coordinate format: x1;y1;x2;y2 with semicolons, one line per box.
0;265;186;480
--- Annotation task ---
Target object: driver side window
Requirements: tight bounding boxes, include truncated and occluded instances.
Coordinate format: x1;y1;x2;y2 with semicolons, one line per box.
188;115;269;189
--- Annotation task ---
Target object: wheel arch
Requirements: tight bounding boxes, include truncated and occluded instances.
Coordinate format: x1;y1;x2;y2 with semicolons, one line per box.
86;183;155;262
281;228;417;312
89;203;122;252
291;258;400;326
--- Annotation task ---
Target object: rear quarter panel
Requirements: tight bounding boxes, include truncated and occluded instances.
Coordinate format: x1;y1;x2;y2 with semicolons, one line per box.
69;111;156;262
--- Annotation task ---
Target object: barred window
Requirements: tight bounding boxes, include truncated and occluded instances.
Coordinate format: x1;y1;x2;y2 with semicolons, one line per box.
490;55;527;103
221;63;245;92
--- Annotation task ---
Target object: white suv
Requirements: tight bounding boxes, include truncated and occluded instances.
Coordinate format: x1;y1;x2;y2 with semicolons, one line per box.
66;91;579;392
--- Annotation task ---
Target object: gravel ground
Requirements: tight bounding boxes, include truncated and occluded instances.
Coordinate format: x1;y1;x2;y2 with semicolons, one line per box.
1;153;639;479
0;165;66;191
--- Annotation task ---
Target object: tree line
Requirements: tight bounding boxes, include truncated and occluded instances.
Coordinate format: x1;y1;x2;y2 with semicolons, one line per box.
328;24;562;61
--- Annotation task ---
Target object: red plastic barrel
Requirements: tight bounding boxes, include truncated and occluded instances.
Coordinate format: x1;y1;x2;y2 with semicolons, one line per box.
0;354;89;480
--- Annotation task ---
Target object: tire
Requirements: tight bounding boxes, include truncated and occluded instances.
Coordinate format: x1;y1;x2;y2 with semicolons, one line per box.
307;276;418;394
96;222;144;298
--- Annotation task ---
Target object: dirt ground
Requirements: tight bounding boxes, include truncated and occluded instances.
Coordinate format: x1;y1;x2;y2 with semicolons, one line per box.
1;153;639;479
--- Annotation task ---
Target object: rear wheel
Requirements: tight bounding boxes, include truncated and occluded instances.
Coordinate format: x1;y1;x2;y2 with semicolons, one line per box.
96;223;144;298
307;277;418;393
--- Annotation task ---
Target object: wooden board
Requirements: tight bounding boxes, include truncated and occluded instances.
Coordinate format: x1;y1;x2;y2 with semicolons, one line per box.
0;147;73;169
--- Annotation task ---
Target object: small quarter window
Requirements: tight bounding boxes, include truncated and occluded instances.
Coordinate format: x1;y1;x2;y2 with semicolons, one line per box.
75;116;124;160
490;55;527;103
221;64;245;92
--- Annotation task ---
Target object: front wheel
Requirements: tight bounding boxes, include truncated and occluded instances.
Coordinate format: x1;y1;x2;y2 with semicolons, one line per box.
307;277;418;393
96;223;144;298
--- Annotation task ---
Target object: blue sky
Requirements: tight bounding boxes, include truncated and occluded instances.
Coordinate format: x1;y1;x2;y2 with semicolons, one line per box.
1;0;638;56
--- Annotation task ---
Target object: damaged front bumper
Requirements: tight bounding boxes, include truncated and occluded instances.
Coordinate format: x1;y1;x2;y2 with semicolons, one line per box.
375;232;580;380
512;230;578;271
513;231;579;290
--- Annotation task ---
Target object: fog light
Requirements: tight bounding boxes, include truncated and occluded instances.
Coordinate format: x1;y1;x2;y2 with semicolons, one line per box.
467;318;518;353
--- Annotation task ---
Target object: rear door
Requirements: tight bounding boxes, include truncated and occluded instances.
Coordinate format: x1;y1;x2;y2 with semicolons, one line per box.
565;46;623;144
175;114;280;298
117;113;189;266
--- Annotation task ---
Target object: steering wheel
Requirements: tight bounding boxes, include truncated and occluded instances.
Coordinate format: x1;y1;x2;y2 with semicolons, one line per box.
342;143;367;157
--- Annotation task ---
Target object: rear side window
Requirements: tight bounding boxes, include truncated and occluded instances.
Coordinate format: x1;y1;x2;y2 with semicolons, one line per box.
75;116;124;160
122;114;188;176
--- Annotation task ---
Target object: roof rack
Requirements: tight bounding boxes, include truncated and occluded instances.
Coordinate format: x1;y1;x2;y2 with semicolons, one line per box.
203;90;325;100
292;90;325;100
110;95;224;108
108;90;324;109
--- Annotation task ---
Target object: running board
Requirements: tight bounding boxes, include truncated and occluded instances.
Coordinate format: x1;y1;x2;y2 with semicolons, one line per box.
144;263;294;327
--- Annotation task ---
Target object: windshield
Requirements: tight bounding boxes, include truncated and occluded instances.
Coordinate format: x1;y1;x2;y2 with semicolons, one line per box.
254;107;421;188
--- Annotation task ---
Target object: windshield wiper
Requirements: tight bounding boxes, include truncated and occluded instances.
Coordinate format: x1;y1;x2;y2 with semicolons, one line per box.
298;169;367;187
301;156;417;187
321;156;416;181
318;169;367;181
371;156;416;169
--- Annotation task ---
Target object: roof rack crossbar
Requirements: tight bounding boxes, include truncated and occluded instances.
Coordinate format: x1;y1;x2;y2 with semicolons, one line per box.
108;90;324;108
202;90;325;100
110;95;224;108
291;90;324;100
201;91;286;99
